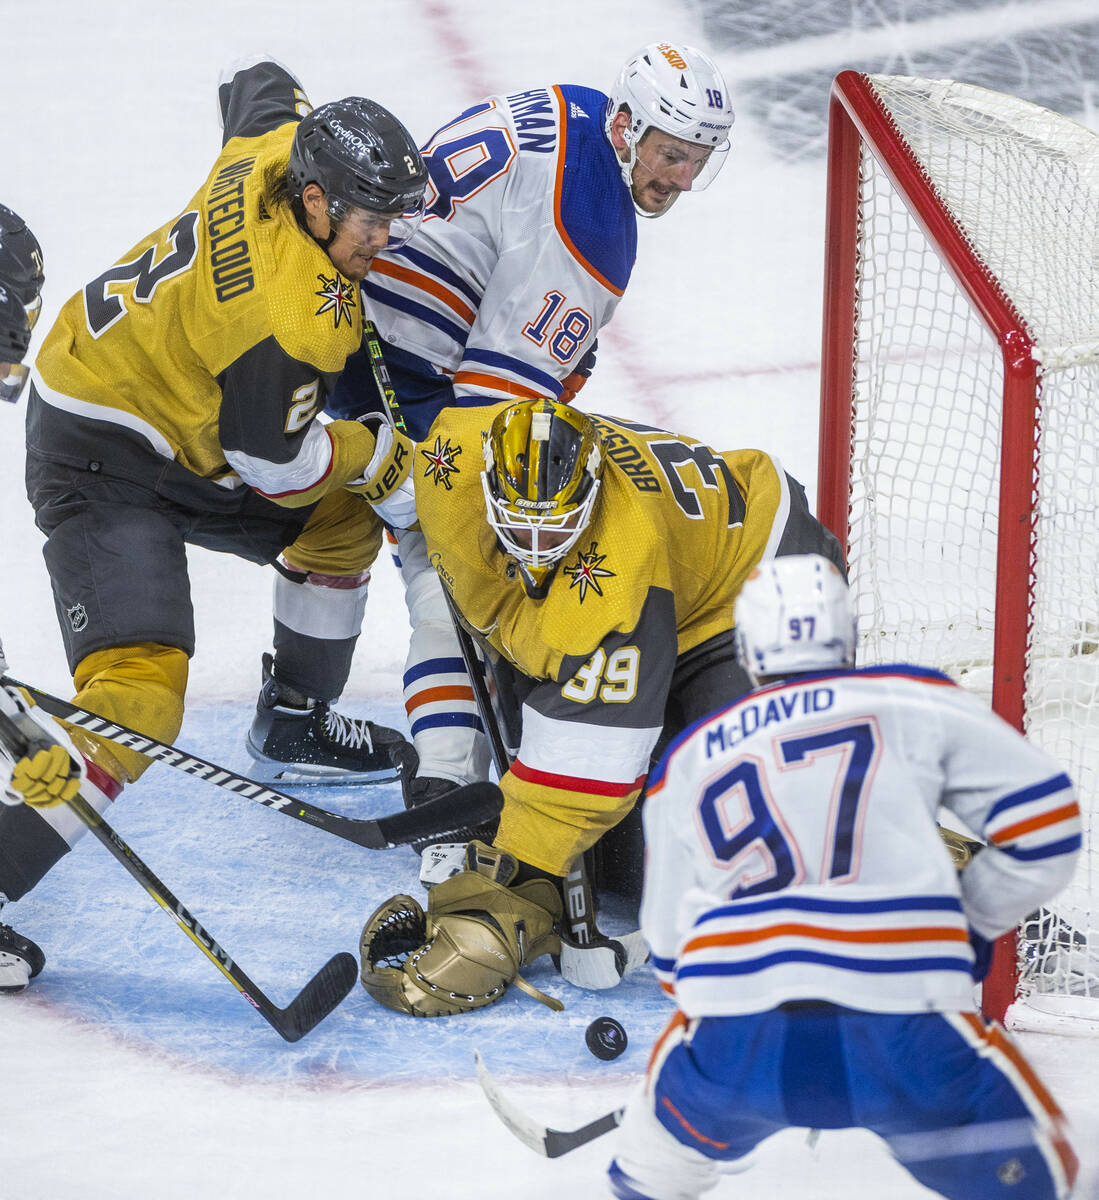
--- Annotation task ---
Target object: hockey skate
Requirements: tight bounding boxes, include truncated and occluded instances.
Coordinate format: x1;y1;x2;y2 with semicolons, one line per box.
0;922;45;994
247;654;411;785
401;757;498;853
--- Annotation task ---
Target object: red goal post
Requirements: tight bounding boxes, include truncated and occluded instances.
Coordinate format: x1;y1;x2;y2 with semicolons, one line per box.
818;70;1099;1029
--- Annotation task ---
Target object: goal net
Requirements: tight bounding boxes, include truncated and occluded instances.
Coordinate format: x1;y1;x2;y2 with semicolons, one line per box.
817;71;1099;1032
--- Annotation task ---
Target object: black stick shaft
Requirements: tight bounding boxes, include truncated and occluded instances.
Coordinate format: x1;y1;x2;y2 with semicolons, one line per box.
442;592;512;778
1;676;500;851
0;707;354;1041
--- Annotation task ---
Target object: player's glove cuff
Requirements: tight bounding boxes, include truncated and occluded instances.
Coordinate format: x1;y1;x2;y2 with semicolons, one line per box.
345;421;417;528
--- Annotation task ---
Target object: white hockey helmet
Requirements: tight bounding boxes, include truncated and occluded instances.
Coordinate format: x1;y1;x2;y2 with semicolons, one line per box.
606;42;734;198
734;555;855;685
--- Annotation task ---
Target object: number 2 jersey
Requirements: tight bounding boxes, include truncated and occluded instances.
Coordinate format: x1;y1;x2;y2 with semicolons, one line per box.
363;85;635;404
413;403;812;876
28;60;370;511
641;666;1082;1017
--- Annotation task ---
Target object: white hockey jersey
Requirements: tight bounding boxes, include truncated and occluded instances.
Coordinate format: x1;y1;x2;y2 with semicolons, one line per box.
363;85;636;401
641;665;1081;1018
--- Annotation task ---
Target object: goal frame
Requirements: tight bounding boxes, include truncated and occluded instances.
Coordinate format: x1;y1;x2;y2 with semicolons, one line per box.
816;69;1042;1022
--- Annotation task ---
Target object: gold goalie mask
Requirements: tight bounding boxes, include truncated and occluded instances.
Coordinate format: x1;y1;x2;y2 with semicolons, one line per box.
359;841;563;1017
481;398;603;598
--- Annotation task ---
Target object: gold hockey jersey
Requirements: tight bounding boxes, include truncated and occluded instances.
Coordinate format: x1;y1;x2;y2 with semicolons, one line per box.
29;61;372;510
414;404;798;875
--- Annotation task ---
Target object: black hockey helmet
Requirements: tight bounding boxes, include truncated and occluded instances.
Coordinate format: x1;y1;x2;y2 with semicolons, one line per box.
288;97;428;219
0;205;43;401
0;204;44;315
0;282;31;363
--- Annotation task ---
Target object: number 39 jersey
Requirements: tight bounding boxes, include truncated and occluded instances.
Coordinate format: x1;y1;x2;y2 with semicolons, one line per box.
414;403;809;876
29;60;364;510
363;85;636;402
641;666;1081;1018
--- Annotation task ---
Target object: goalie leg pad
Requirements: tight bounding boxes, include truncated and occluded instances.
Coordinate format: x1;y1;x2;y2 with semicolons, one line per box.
359;841;563;1017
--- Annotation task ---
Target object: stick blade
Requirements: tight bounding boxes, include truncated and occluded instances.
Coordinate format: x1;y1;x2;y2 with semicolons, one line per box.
274;951;358;1043
370;782;504;850
474;1050;625;1157
474;1049;552;1156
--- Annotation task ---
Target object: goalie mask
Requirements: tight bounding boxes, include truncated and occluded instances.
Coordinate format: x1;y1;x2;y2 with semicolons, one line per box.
482;399;603;597
606;42;734;216
734;555;855;685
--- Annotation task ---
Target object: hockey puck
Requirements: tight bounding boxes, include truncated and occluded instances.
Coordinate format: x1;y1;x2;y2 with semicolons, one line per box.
585;1016;627;1061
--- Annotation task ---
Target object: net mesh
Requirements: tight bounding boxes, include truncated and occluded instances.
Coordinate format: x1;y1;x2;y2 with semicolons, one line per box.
847;74;1099;1027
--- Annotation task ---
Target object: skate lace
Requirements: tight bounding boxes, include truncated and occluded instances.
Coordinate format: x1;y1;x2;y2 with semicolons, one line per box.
322;707;374;751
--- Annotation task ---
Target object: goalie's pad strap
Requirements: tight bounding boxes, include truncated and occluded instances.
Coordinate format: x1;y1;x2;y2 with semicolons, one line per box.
512;972;564;1012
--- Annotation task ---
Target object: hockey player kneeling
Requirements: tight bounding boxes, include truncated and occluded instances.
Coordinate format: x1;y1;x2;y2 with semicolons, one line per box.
357;398;845;1016
360;841;562;1016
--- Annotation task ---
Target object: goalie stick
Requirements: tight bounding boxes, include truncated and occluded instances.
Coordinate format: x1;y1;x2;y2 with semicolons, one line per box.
1;675;503;851
474;1050;624;1157
0;706;355;1042
441;595;649;987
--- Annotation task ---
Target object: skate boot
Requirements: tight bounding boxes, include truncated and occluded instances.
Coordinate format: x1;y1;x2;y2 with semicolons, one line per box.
247;654;412;785
401;755;498;854
0;922;45;994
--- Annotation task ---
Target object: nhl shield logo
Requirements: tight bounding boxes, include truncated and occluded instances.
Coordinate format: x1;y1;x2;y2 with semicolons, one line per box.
67;603;89;633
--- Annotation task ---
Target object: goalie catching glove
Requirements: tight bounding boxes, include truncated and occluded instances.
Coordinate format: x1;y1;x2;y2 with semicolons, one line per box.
0;684;86;808
359;840;563;1017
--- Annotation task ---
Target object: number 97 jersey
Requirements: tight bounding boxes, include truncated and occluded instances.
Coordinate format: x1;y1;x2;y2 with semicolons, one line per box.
640;665;1081;1019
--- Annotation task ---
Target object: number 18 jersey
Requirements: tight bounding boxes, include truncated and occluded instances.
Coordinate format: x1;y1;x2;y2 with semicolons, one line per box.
641;666;1081;1018
364;85;636;403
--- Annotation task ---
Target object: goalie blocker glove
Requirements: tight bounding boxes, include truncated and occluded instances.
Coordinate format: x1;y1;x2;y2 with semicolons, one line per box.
359;841;563;1016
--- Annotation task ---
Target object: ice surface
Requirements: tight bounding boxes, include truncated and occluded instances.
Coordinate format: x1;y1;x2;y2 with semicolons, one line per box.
2;2;1097;1196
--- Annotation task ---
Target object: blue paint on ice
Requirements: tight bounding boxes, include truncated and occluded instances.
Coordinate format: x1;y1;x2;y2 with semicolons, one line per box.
11;703;672;1085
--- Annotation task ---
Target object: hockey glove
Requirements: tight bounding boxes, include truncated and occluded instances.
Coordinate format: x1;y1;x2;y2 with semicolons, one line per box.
359;840;563;1017
558;340;597;406
344;418;417;529
0;684;86;808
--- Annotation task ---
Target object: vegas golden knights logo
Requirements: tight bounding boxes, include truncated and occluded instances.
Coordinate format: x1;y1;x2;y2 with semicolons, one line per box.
314;273;357;328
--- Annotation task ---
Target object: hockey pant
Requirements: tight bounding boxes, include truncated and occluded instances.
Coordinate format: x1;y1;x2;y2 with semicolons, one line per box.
608;1007;1078;1200
388;527;491;785
0;490;381;903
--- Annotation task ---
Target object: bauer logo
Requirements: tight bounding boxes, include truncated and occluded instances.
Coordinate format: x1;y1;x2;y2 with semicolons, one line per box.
67;603;89;633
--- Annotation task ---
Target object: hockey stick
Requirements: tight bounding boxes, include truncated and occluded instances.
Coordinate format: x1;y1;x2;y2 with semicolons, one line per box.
1;676;503;851
0;706;355;1041
441;590;512;778
441;599;648;986
474;1050;624;1157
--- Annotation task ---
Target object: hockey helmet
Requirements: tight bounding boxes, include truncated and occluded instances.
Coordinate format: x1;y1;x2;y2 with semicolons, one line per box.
482;399;603;596
0;205;43;403
734;555;855;685
606;42;734;201
288;97;428;247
